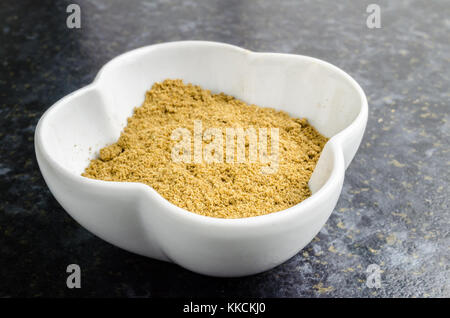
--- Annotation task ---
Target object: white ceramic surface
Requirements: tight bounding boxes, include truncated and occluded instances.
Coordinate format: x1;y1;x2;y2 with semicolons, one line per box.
35;41;368;277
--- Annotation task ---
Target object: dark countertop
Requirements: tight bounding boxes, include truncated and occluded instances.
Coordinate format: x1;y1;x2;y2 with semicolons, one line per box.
0;0;448;297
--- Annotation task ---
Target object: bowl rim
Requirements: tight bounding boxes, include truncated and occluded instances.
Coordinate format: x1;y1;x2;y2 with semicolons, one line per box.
35;40;368;227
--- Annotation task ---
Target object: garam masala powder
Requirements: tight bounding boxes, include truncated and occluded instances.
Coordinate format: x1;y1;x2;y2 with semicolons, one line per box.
82;79;328;218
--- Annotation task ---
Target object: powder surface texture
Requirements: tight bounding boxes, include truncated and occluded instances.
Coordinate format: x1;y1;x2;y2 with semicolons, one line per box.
83;79;328;218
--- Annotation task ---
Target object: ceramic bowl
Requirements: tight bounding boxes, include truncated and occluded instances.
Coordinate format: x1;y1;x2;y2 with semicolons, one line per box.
35;41;368;277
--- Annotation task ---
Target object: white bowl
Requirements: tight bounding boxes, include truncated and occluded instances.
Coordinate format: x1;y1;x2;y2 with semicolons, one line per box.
35;41;368;277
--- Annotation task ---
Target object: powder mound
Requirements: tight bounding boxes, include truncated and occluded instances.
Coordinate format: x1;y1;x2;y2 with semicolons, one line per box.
82;79;328;219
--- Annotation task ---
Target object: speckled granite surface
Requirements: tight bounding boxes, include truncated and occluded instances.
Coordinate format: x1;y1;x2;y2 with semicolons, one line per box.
0;0;448;297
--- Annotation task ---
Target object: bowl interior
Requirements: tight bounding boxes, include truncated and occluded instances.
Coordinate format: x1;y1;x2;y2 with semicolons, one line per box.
39;43;362;194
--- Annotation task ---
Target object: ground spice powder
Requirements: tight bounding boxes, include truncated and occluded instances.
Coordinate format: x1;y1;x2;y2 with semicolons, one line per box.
82;79;328;218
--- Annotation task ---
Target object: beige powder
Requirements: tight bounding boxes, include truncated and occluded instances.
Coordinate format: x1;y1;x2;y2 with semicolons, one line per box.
82;79;328;218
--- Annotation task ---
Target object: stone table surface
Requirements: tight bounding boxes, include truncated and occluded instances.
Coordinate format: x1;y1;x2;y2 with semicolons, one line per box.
0;0;448;297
